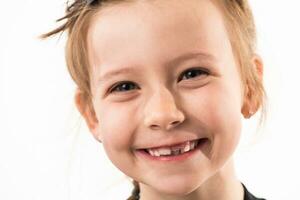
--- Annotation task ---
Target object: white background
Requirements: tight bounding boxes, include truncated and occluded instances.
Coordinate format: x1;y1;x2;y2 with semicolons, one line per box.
0;0;299;199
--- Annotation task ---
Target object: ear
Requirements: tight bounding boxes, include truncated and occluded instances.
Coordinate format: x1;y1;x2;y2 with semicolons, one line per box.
74;88;102;142
241;54;264;118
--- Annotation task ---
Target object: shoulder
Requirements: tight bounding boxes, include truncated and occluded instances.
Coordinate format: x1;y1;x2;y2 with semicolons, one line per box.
242;183;266;200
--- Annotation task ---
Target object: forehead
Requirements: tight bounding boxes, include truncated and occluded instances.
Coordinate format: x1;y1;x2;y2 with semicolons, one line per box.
87;0;231;79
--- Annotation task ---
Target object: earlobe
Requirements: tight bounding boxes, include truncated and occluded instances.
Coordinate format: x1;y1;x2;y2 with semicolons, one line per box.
241;87;253;119
241;102;253;119
241;54;264;119
74;89;100;138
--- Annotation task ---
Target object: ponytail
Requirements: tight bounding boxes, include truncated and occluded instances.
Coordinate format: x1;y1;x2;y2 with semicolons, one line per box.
127;180;140;200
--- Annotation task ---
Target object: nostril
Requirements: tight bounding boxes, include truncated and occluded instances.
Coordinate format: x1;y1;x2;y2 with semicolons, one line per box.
150;124;160;130
170;120;181;127
171;121;180;125
166;120;181;130
149;120;181;130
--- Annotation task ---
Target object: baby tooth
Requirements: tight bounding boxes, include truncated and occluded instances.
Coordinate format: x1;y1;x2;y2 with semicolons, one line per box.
158;148;171;156
190;141;195;149
180;148;185;154
154;150;160;157
148;149;155;156
184;142;190;152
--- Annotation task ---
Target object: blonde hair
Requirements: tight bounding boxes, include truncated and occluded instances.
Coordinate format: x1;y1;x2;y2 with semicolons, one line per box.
40;0;266;199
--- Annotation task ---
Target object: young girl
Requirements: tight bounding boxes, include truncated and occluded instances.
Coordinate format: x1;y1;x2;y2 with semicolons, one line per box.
41;0;266;199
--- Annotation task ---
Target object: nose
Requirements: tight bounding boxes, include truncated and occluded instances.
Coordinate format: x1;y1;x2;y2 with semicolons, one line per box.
143;88;185;131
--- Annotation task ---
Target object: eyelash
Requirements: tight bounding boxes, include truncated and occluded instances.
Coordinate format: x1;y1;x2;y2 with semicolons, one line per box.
108;67;209;93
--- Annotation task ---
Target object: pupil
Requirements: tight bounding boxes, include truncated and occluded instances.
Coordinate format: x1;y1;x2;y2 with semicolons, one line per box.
120;83;133;91
187;70;198;78
183;69;202;80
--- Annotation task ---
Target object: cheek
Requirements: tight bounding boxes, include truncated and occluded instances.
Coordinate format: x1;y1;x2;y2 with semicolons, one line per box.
205;82;242;163
97;102;137;152
186;80;242;125
209;84;242;131
95;102;139;171
186;81;242;163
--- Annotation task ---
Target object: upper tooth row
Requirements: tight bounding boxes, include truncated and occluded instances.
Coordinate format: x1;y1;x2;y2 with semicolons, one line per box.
147;140;198;157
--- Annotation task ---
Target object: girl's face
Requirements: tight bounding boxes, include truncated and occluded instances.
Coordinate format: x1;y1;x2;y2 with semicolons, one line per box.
83;0;247;196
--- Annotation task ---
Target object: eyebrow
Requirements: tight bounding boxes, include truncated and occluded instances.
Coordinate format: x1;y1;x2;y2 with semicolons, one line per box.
97;51;216;84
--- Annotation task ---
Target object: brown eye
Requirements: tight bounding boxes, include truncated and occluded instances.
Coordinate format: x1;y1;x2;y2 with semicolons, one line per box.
109;81;139;93
179;67;209;81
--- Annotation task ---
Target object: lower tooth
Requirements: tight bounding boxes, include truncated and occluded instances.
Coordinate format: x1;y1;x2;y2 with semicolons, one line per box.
154;151;160;157
180;148;185;154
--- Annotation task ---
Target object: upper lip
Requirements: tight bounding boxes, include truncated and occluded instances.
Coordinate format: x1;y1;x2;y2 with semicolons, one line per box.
137;137;205;150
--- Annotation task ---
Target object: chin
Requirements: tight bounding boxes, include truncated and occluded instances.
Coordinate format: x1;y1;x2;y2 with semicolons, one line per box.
149;175;207;197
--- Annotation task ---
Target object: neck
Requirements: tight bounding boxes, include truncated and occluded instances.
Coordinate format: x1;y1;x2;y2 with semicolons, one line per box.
139;158;244;200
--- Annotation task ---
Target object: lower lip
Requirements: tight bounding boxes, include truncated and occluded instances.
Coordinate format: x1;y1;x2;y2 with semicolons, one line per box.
135;138;208;162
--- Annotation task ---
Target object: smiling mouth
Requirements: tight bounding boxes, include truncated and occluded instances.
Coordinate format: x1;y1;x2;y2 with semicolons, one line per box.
140;138;209;157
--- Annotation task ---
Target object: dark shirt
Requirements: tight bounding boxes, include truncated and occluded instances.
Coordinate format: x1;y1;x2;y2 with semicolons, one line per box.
243;183;266;200
131;183;266;200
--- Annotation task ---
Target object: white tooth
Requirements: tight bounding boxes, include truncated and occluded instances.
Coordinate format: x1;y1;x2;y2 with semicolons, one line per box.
184;142;190;152
190;141;195;150
157;148;172;156
180;147;185;154
148;149;155;156
154;150;160;157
